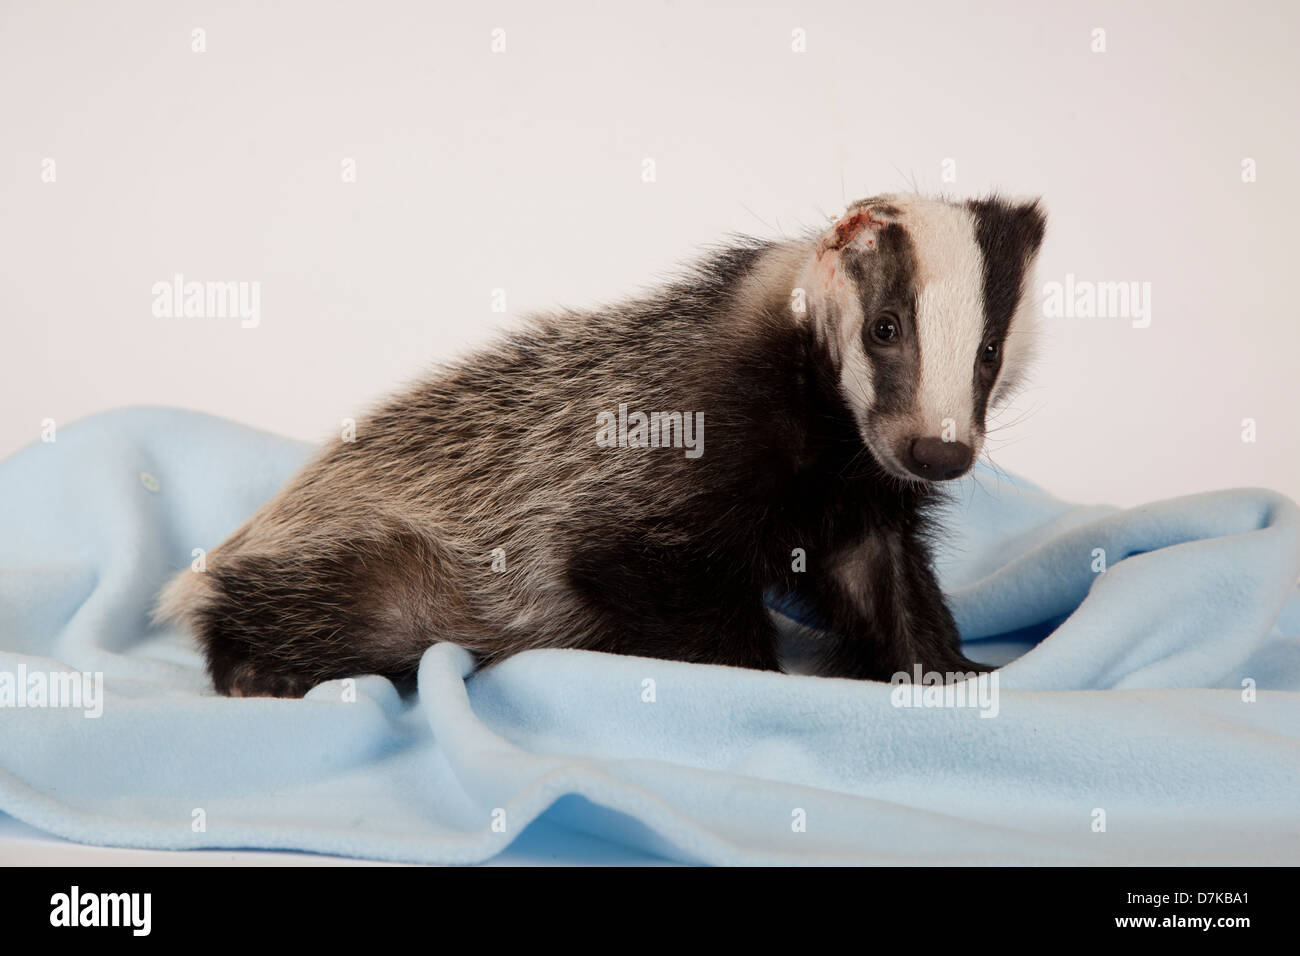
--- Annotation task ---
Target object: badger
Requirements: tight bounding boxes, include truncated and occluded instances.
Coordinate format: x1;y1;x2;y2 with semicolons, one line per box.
156;192;1046;698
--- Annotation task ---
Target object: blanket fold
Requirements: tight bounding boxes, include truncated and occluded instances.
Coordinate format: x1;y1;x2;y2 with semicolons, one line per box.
1;407;1296;864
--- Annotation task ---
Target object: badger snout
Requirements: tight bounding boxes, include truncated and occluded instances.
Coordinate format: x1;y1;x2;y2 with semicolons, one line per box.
900;436;973;481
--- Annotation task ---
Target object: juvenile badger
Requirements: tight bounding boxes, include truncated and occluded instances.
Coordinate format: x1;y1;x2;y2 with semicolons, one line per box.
158;193;1046;697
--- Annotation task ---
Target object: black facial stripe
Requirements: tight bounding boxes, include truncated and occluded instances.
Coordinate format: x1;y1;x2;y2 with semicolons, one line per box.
845;222;919;416
851;197;903;218
966;196;1046;424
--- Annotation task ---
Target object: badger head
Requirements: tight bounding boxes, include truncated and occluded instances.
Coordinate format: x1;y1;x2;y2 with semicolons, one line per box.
797;193;1046;482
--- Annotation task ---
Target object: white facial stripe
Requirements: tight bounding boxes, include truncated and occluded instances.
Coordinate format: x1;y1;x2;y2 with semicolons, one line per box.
831;281;875;426
841;334;874;419
900;200;987;439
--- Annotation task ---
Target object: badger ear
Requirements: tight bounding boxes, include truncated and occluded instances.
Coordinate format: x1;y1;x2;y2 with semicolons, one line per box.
967;195;1046;265
1013;198;1047;259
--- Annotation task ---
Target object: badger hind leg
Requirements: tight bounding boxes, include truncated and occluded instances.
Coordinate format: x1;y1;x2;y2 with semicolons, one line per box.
156;529;462;698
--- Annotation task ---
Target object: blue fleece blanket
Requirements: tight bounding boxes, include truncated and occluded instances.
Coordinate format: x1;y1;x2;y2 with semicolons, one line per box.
1;407;1297;865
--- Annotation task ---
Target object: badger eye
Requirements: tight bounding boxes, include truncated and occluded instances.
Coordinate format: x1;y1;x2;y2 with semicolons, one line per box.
870;316;900;344
981;340;1000;363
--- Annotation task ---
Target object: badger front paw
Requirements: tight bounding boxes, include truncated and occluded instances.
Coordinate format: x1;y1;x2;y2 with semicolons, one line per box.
214;658;319;698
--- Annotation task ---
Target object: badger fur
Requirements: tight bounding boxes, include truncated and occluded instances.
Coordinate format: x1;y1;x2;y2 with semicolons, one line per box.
156;192;1046;698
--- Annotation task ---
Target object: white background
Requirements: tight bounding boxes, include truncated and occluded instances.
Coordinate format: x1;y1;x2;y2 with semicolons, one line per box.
3;0;1297;508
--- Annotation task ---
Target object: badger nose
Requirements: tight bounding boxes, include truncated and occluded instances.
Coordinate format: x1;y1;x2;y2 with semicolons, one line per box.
903;437;973;480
